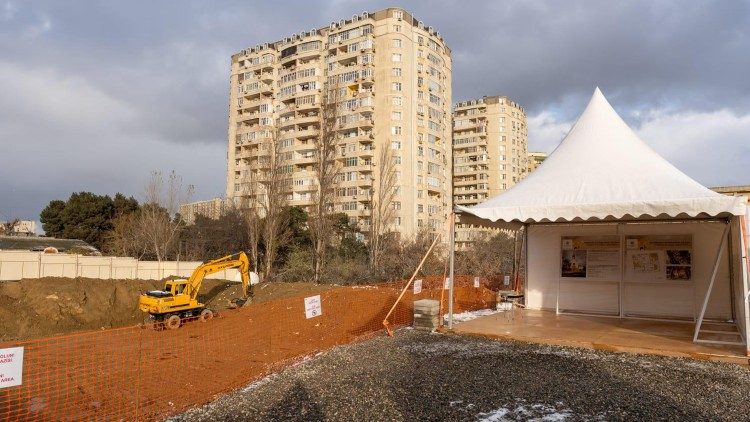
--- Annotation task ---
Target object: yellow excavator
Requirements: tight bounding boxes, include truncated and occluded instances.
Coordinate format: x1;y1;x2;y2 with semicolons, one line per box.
138;252;259;329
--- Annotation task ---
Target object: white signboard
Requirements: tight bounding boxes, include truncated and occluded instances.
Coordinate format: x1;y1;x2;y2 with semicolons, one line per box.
503;275;511;285
413;279;423;294
444;277;451;289
473;277;480;288
304;295;322;319
0;347;24;389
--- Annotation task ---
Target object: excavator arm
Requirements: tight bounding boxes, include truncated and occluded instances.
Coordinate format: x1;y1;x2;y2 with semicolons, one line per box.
186;252;254;301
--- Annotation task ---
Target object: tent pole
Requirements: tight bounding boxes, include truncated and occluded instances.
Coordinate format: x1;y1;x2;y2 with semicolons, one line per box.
693;222;730;342
523;225;529;304
739;215;750;355
448;212;456;329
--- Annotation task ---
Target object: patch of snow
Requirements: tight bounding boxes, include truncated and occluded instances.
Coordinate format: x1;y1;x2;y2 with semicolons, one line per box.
241;373;277;392
444;308;502;323
477;403;574;421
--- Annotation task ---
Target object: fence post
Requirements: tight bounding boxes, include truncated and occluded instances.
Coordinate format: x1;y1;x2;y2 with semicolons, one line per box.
38;252;42;278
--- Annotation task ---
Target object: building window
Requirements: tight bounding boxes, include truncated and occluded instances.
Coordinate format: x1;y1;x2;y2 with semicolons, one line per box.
391;111;402;120
391;126;402;135
392;38;402;48
391;53;401;62
391;82;402;92
344;157;358;167
392;96;402;105
392;67;402;77
418;204;424;213
393;24;401;32
394;10;403;19
394;217;401;226
417;146;424;156
391;140;401;149
392;155;402;165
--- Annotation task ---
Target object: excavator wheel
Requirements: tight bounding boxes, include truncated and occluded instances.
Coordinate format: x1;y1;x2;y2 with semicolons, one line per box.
199;309;214;322
165;314;182;330
144;316;164;331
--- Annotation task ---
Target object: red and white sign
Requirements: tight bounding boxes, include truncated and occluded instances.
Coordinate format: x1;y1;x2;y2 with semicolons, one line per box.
444;277;451;289
0;347;23;389
413;279;422;294
304;295;322;319
473;277;480;288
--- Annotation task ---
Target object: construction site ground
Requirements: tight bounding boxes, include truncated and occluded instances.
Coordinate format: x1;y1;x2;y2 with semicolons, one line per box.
0;277;340;341
172;329;750;422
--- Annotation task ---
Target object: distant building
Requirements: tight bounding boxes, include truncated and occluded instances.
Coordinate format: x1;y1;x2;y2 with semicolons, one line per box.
711;185;750;204
527;151;547;173
179;198;233;225
452;95;528;248
0;220;36;237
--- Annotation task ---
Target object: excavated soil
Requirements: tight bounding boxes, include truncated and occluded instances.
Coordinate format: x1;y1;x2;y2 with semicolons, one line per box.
0;277;339;341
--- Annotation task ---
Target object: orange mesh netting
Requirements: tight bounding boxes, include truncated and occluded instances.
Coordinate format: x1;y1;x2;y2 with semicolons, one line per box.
0;277;498;421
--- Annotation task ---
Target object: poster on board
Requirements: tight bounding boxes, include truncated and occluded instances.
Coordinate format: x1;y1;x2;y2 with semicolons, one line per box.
625;235;692;282
561;236;620;279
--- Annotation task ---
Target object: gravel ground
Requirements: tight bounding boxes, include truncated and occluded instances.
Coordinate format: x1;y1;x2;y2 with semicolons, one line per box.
170;329;750;421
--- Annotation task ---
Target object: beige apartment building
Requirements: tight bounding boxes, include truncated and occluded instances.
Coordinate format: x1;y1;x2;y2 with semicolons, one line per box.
226;8;452;239
527;151;547;173
452;95;528;247
179;198;232;225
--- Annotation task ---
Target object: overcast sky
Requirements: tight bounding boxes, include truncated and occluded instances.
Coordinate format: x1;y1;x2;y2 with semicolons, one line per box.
1;0;749;225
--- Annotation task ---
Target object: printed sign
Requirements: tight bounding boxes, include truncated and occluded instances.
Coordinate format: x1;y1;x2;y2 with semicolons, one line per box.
304;295;322;319
625;235;692;282
561;236;621;280
473;277;480;288
503;275;511;285
413;279;423;294
444;277;451;289
0;347;24;389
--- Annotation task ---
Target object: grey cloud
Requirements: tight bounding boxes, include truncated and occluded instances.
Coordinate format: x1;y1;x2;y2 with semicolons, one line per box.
0;0;748;221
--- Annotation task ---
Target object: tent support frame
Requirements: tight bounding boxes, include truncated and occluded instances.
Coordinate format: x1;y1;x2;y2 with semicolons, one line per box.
693;222;731;343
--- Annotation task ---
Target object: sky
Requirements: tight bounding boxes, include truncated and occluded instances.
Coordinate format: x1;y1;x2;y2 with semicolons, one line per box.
1;0;749;226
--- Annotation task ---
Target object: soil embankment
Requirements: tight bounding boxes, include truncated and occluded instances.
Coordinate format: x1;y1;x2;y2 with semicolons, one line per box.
0;277;339;341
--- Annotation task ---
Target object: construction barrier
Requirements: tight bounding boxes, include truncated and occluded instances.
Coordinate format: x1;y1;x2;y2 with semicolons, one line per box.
0;251;240;282
0;276;497;421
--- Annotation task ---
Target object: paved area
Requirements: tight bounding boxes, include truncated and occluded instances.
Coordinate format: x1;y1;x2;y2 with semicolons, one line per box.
452;309;748;364
171;329;750;421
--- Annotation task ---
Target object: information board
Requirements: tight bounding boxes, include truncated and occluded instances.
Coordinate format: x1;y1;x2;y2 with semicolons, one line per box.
413;279;422;294
625;235;692;282
561;236;621;280
0;347;23;389
304;295;322;319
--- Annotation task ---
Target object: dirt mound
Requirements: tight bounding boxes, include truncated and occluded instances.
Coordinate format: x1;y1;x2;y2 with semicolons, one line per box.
0;277;339;342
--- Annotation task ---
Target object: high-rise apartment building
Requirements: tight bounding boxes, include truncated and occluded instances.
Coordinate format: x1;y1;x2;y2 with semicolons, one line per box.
452;95;528;247
226;8;452;239
527;151;547;173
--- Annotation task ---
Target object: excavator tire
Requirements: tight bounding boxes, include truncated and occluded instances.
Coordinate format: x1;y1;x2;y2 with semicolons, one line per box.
199;309;214;322
165;314;182;330
145;318;164;331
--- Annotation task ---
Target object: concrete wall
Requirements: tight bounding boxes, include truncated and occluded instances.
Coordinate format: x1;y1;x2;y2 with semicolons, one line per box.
526;220;733;320
0;251;241;281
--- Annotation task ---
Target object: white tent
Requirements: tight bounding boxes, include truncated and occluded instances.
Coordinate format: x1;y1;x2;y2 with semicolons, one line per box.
453;88;750;351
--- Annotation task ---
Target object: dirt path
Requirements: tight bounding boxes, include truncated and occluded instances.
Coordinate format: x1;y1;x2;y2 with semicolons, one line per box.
0;277;340;341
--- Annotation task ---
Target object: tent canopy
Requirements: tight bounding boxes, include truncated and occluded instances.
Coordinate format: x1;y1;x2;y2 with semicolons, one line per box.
457;88;746;223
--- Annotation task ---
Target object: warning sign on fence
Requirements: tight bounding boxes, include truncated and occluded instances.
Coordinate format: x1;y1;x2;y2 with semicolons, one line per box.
304;295;322;319
473;277;480;288
413;279;422;294
444;277;451;289
504;275;511;285
0;346;23;389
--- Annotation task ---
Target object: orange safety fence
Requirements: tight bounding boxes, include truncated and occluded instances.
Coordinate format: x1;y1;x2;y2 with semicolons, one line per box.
0;276;502;421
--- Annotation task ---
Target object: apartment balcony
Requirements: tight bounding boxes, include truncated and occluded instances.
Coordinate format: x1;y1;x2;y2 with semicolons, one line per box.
454;197;480;206
295;127;319;140
295;113;319;125
358;146;375;158
453;177;479;187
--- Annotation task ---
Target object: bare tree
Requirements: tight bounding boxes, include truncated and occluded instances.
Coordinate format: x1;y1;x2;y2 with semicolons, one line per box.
138;170;193;261
240;171;262;272
0;219;20;236
259;127;290;279
369;146;398;269
104;213;148;258
309;82;342;284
